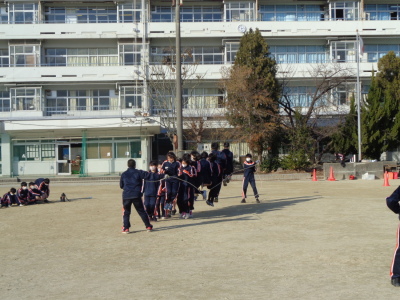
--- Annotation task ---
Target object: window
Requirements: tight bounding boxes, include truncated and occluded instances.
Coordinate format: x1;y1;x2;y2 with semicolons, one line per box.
44;48;118;66
10;88;41;111
45;90;89;115
365;44;400;62
270;45;328;64
119;3;142;23
87;142;113;159
120;86;142;109
0;49;9;67
13;144;39;161
0;6;8;24
180;6;222;22
225;2;254;22
41;144;55;160
282;86;316;107
45;6;117;23
119;44;142;65
0;91;10;112
365;4;400;21
10;44;40;67
260;5;325;22
333;84;355;105
225;42;239;63
183;88;225;109
9;3;38;24
330;2;359;21
150;46;223;65
151;6;174;22
331;41;356;62
93;90;110;111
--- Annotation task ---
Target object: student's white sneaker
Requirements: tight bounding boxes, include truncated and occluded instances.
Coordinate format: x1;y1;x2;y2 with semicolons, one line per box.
19;204;24;207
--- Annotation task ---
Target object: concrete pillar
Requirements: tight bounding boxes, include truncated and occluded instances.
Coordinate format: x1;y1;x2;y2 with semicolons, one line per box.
140;136;151;169
1;133;12;176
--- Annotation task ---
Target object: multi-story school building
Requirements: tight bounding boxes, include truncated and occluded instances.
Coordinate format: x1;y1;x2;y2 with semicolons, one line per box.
0;0;398;176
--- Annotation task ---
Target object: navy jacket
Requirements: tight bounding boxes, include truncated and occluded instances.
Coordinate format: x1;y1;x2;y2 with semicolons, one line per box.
387;185;400;214
143;172;164;198
243;161;256;178
211;150;227;171
120;167;154;199
222;149;234;174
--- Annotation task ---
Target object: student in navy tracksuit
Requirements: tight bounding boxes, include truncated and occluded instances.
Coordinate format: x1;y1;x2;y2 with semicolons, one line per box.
222;142;234;186
161;152;180;217
156;161;166;219
17;182;30;205
210;142;226;202
120;159;163;234
386;185;400;286
206;153;221;207
1;188;20;207
200;151;212;201
28;182;46;204
35;178;50;201
241;154;260;204
143;161;164;221
177;159;196;219
190;151;203;201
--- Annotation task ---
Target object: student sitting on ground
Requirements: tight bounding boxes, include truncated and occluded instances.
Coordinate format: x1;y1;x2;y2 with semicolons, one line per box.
1;188;21;207
28;182;48;204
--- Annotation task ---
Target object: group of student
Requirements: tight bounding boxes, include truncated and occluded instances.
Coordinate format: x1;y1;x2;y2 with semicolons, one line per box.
120;142;260;233
0;178;51;208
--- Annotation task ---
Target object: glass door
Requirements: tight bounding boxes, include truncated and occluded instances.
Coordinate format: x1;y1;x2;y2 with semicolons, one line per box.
57;144;71;175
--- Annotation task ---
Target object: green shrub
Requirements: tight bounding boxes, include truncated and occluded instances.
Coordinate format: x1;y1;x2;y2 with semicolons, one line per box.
280;151;311;171
259;155;281;172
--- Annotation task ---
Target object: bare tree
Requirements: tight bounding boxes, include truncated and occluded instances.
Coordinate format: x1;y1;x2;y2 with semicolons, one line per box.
279;62;356;164
143;46;206;149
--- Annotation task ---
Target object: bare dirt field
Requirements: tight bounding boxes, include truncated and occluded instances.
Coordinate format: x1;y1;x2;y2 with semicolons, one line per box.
1;178;400;300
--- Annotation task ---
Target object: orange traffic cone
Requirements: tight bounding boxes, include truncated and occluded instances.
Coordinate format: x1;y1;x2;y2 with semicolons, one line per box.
383;171;390;187
312;169;318;181
327;166;336;181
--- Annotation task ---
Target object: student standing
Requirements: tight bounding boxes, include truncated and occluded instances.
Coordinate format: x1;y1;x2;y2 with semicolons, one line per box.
143;161;164;222
120;159;159;234
241;154;260;203
206;153;221;207
177;158;196;219
160;152;180;217
222;142;234;186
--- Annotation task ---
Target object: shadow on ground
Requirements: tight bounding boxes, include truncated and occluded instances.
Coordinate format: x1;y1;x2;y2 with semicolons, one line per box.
151;195;320;232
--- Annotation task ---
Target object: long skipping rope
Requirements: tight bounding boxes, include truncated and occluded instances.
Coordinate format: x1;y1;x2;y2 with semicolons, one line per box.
144;163;260;193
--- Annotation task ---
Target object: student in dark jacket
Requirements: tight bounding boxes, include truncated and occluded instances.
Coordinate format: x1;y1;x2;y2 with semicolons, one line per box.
1;188;20;207
120;159;164;234
241;154;260;204
222;142;234;186
160;152;180;217
199;151;212;200
190;151;203;200
28;182;47;204
177;158;196;219
17;182;30;205
35;178;50;201
143;161;164;221
206;153;221;207
210;142;225;202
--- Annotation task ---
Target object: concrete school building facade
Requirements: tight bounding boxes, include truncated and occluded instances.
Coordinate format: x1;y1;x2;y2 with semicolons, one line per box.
0;0;399;176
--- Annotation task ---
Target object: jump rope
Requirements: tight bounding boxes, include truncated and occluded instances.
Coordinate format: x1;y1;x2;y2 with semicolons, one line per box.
144;162;260;193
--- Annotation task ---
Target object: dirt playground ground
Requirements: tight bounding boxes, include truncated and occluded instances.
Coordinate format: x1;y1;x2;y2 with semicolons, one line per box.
1;178;400;299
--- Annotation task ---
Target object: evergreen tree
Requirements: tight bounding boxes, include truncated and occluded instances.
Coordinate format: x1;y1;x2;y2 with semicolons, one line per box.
362;51;400;160
331;95;358;156
221;28;281;159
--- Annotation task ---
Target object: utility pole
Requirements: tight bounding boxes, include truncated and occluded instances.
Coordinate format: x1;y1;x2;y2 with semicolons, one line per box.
174;0;183;156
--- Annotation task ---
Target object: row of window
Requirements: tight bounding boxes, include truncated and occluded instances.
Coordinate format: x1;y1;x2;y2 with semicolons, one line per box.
1;2;400;24
13;139;142;161
0;45;141;67
0;87;226;114
1;43;398;68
